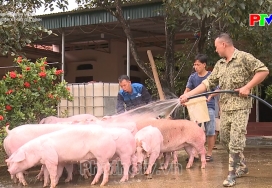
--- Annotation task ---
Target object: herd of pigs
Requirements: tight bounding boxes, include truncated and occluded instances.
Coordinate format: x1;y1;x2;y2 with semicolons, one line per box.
3;113;207;188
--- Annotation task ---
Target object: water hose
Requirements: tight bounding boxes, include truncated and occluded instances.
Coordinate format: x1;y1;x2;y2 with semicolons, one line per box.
187;90;272;110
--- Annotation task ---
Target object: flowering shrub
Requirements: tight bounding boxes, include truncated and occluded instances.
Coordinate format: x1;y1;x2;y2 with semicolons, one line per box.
0;57;73;128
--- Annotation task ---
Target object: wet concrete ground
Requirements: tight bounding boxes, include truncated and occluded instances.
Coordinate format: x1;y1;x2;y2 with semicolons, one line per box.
1;144;272;188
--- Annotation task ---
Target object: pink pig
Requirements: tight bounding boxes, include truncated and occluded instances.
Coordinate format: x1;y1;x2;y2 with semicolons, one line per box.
3;123;82;185
39;114;98;124
135;125;163;178
135;119;207;169
6;126;117;188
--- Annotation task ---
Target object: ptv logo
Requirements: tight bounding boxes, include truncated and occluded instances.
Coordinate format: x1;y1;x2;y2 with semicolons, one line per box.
249;14;272;26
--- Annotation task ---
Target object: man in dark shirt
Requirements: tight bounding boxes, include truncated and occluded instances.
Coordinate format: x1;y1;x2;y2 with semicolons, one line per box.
184;54;216;162
116;75;152;114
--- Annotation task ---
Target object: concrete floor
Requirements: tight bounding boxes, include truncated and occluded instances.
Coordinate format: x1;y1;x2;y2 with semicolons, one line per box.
1;144;272;188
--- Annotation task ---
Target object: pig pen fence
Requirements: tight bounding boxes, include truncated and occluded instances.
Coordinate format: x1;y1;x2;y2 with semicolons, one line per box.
57;82;120;118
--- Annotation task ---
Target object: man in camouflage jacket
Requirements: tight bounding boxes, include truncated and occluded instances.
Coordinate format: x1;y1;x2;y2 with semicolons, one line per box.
179;33;269;187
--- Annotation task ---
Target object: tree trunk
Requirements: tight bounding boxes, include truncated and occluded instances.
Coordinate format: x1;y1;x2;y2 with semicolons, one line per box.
165;11;175;92
197;16;208;53
164;9;176;93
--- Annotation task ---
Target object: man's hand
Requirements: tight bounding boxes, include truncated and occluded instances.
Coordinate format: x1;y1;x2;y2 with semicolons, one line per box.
207;95;213;102
235;86;251;97
179;93;190;105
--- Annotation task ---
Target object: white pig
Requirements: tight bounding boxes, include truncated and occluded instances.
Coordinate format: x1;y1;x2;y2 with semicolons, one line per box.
135;125;163;178
6;126;116;188
3;123;91;185
39;114;98;124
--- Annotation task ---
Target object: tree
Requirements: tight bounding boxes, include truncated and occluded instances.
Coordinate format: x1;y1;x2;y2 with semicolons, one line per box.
0;0;69;56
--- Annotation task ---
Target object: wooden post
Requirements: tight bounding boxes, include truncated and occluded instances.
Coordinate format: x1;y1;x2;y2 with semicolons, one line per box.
147;50;165;100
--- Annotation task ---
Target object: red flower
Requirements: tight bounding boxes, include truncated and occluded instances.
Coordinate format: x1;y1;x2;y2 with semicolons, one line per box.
17;56;22;63
0;115;3;121
44;61;47;64
18;74;23;78
40;66;45;71
9;71;17;78
33;80;37;83
66;87;70;91
55;70;63;75
48;93;54;99
3;76;6;79
5;89;13;94
6;105;12;111
24;82;30;88
39;72;46;78
26;67;31;71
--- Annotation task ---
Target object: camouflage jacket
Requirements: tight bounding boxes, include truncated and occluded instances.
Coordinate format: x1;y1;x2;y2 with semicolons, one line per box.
202;49;268;111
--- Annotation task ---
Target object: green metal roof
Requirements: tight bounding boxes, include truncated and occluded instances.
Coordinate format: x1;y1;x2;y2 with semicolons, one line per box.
39;1;164;29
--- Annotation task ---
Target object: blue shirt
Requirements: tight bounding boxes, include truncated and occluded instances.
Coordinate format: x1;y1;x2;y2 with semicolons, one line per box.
116;83;152;114
186;71;215;110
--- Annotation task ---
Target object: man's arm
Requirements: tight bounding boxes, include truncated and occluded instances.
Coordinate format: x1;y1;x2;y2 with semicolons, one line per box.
180;63;220;104
141;86;152;104
116;93;125;114
237;54;269;96
184;88;191;94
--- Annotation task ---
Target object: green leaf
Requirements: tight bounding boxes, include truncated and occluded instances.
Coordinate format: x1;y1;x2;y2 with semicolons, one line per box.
258;0;264;6
179;6;184;13
194;12;201;19
239;3;245;10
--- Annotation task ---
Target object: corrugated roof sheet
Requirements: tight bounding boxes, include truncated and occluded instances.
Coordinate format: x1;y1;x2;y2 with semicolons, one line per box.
39;1;164;29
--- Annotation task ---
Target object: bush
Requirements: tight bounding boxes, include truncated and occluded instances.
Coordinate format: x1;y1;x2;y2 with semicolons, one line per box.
0;57;73;128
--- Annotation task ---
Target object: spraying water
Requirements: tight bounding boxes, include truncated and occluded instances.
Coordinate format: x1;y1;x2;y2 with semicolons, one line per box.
107;99;181;122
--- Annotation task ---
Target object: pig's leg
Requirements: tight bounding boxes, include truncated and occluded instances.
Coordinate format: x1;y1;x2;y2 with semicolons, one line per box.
157;153;164;170
16;172;28;186
45;164;58;188
130;154;138;178
11;174;18;184
159;152;171;170
55;164;65;186
36;165;45;181
172;151;178;164
91;160;111;186
91;162;103;185
100;161;111;186
82;161;92;179
145;152;160;179
184;146;196;169
43;166;50;187
110;158;118;175
64;163;73;182
119;155;132;182
193;144;206;169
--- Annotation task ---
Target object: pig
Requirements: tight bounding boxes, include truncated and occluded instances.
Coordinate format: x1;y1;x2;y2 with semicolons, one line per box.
96;121;138;136
34;126;137;187
39;114;98;124
135;119;207;169
3;123;89;185
135;125;163;178
6;126;117;188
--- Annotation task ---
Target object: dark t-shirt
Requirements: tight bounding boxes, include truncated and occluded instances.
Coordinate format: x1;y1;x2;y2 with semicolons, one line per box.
186;71;215;110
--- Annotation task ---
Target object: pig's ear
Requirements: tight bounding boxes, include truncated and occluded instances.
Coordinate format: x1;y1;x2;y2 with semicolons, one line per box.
141;141;150;153
12;150;26;162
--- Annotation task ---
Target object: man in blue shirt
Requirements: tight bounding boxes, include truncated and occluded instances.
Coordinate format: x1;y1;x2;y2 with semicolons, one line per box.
184;54;216;162
116;75;152;114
